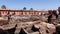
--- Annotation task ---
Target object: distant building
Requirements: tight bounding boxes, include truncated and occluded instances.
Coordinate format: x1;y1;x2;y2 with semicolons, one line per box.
0;8;48;16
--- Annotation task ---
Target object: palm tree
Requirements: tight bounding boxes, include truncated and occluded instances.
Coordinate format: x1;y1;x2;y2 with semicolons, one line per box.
1;5;6;9
23;7;26;10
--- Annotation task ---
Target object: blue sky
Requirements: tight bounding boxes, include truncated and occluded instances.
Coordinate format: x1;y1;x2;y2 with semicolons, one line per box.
0;0;60;10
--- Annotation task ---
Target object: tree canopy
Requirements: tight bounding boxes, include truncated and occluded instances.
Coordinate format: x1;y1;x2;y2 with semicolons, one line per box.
1;5;6;9
30;8;33;10
23;7;26;10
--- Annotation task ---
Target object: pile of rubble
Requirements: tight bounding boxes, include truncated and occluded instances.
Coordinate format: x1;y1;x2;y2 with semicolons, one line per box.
0;14;60;34
0;20;60;34
0;17;8;26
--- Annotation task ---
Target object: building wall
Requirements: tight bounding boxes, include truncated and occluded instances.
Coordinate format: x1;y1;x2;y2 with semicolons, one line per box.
0;10;48;16
9;12;14;15
15;11;20;15
1;11;8;16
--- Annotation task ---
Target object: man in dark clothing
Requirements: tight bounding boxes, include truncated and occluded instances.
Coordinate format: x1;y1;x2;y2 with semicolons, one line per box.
48;10;53;23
